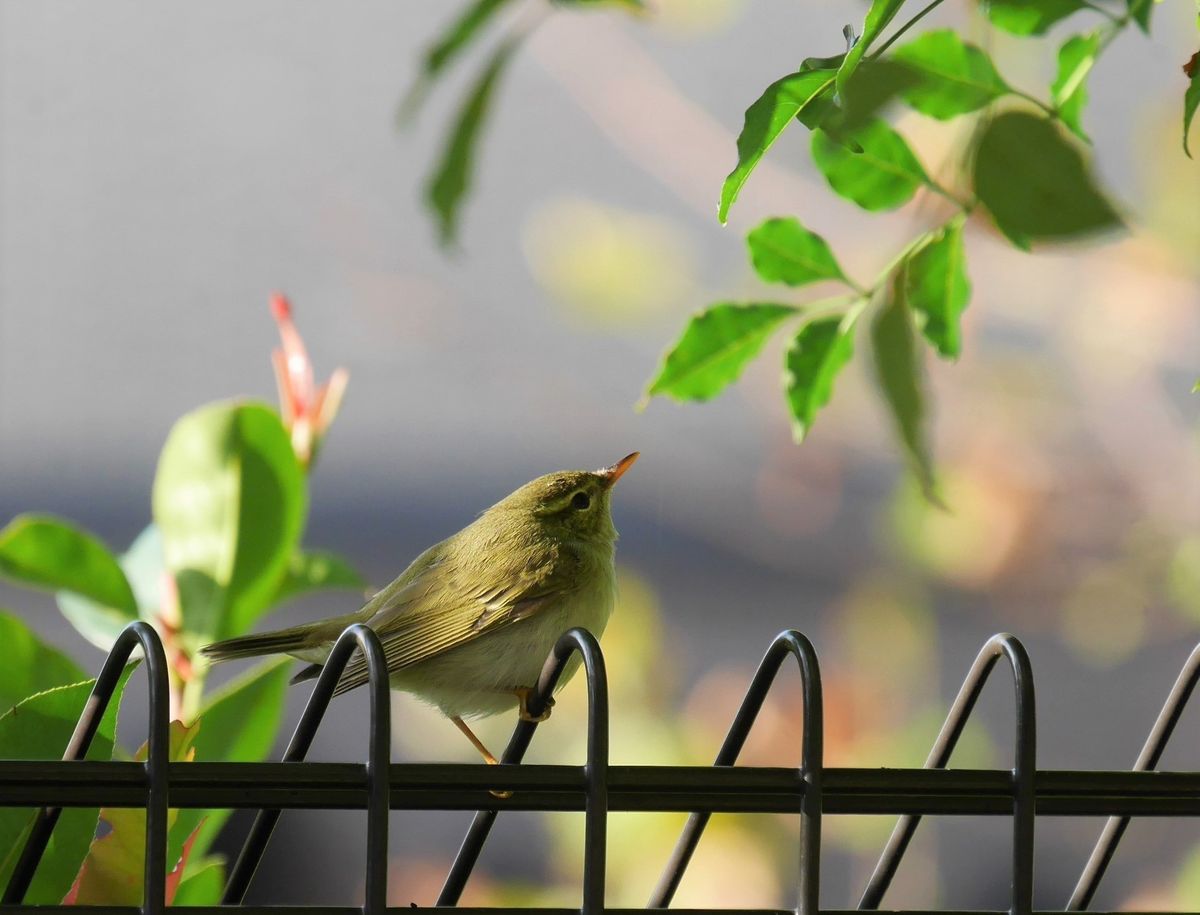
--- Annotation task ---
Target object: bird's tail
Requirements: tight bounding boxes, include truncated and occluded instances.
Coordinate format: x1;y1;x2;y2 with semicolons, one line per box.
200;621;329;665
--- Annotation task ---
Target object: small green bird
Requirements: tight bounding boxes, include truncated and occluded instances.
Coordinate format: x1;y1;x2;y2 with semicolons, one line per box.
201;453;638;765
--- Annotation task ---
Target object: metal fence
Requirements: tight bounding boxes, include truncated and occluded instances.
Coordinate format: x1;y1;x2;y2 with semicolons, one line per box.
2;620;1199;915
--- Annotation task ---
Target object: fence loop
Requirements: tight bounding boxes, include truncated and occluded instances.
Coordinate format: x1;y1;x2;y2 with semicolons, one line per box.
221;623;392;915
1;620;171;915
648;629;824;913
858;632;1036;915
437;627;609;911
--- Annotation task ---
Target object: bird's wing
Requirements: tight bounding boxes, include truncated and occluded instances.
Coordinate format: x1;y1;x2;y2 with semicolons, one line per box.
330;539;573;696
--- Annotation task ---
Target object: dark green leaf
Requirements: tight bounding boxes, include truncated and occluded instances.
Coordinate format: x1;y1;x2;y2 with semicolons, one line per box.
1127;0;1154;33
169;660;292;864
718;70;834;223
871;275;939;502
783;313;858;442
892;29;1010;119
973;111;1122;244
0;514;137;616
903;219;970;359
985;0;1087;35
746;217;849;288
0;665;136;903
644;303;797;403
271;550;367;608
425;39;518;246
56;524;166;651
152;401;307;643
401;0;513;120
1185;57;1200;158
812;118;929;211
1052;32;1101;141
0;611;86;712
836;0;907;98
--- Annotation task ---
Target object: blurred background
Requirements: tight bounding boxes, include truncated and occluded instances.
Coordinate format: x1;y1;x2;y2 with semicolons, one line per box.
2;0;1199;909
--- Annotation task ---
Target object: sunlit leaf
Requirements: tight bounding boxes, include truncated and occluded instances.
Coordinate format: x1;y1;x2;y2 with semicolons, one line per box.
425;39;519;246
56;524;166;651
171;856;225;906
836;0;907;98
903;218;970;359
66;721;199;906
1185;57;1200;158
169;659;292;864
1052;32;1101;141
0;611;86;712
401;0;514;119
892;29;1010;119
746;217;849;287
644;303;797;402
0;515;137;630
0;665;136;903
973;111;1121;246
812;118;929;211
871;276;939;503
783;312;858;442
271;550;366;608
985;0;1087;35
718;69;834;223
153;401;306;643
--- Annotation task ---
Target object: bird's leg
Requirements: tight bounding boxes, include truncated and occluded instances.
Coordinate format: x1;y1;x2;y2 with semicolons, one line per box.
514;686;554;723
451;716;511;799
451;715;499;765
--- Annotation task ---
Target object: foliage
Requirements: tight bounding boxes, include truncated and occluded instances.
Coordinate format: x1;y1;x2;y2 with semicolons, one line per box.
635;0;1192;496
0;298;363;904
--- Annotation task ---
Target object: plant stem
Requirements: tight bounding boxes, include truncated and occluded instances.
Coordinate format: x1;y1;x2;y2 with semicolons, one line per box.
1077;0;1123;23
869;0;948;60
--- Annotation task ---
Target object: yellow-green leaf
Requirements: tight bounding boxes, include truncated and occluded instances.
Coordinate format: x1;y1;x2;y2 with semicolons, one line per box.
644;303;797;403
812;118;929;211
1052;32;1101;142
892;29;1010;119
746;217;848;287
836;0;907;98
903;219;970;359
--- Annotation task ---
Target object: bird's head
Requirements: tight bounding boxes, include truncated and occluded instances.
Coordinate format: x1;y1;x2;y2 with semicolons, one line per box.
490;452;640;547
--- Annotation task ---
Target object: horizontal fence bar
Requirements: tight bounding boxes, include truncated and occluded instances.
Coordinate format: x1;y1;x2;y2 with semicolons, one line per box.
0;907;1191;915
6;762;1200;815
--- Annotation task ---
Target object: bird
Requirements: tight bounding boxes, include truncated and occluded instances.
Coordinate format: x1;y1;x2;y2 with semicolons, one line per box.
200;452;639;767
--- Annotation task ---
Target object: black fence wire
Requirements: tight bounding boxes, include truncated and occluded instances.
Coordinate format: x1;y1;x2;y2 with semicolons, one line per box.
2;621;1200;915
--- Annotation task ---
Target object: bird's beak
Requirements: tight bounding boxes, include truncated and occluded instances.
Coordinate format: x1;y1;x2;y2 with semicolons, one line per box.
598;451;640;488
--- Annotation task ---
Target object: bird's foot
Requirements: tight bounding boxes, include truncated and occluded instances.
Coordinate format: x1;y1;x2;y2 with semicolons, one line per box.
515;686;554;723
451;715;512;798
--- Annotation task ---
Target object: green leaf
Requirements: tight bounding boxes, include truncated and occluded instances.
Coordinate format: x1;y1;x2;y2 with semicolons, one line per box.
57;524;166;651
985;0;1087;35
425;39;518;246
783;312;858;443
66;721;200;906
644;303;797;403
0;514;137;616
718;69;834;223
152;401;307;644
871;275;939;503
1126;0;1155;33
169;659;292;864
973;111;1122;245
903;219;971;359
0;611;86;712
1185;57;1200;158
746;217;849;288
836;0;907;98
892;29;1010;119
0;665;136;903
1051;32;1101;141
172;856;225;907
401;0;514;119
812;118;929;211
272;550;367;608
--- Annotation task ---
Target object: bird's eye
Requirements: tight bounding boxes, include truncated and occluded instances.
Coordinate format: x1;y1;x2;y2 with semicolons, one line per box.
571;491;591;511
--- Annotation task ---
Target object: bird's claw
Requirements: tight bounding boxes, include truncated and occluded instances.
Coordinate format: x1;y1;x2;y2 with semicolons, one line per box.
515;686;554;722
